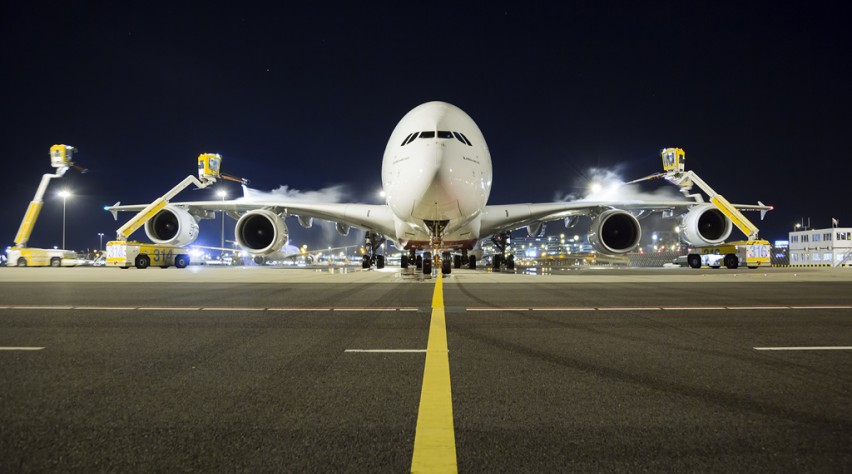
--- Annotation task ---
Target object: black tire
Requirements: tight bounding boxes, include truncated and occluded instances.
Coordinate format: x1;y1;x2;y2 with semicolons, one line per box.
50;257;61;267
453;255;461;268
416;255;423;269
506;255;515;270
135;254;150;269
376;255;385;269
175;254;190;269
17;257;27;267
361;255;371;269
400;255;409;269
468;255;477;270
493;254;503;270
724;254;739;269
687;254;702;269
423;252;432;275
442;258;451;275
254;256;266;265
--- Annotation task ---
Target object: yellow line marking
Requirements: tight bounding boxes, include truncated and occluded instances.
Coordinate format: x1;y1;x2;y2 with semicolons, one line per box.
411;274;457;473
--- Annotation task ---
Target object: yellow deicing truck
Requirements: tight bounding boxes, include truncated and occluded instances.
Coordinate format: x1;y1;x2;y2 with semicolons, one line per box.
7;145;82;267
106;153;245;269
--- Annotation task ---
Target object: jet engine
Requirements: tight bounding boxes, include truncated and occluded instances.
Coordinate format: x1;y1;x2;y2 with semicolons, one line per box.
235;209;289;256
144;205;200;246
680;203;732;246
588;209;641;254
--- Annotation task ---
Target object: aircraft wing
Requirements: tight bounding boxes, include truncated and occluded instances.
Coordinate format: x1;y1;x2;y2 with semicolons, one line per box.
479;199;771;237
108;200;397;238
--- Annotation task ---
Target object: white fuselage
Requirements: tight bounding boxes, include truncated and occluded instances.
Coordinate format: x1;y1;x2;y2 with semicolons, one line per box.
381;102;493;250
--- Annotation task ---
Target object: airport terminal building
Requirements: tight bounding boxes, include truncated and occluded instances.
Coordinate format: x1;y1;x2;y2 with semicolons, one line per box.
789;227;852;267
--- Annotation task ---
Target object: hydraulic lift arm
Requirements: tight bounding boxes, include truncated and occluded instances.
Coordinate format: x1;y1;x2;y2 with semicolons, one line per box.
14;145;80;247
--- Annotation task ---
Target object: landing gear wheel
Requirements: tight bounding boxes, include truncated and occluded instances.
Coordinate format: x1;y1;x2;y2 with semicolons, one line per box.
175;254;190;269
493;254;503;270
453;255;461;268
17;257;27;267
468;255;477;270
442;252;452;275
376;255;385;269
422;252;432;275
687;254;701;269
724;254;738;269
416;255;423;269
401;255;409;269
135;254;150;269
506;255;515;270
50;257;61;267
361;255;371;269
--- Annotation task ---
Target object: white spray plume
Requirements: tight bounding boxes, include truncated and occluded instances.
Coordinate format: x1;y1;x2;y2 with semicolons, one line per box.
239;184;351;203
556;167;686;203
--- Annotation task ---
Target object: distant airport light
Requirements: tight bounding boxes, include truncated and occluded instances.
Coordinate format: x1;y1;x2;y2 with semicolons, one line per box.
589;182;603;194
217;190;228;198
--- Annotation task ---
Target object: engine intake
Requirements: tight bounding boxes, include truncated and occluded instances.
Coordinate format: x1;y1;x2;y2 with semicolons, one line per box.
681;204;732;246
144;206;200;246
588;209;641;254
235;209;289;255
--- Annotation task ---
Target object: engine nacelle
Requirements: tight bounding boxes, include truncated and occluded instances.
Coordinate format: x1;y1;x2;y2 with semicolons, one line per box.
588;209;641;254
144;205;200;246
680;204;733;246
235;209;289;256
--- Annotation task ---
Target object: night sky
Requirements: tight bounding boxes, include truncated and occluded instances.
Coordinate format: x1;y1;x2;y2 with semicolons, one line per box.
2;3;850;252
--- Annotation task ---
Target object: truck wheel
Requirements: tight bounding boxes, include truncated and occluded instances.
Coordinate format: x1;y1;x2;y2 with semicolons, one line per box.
50;257;61;267
17;257;27;267
724;254;739;269
687;254;701;269
175;254;190;269
135;254;150;269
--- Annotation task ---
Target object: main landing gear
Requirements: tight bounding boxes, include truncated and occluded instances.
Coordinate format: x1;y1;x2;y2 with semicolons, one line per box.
361;231;386;269
490;231;515;271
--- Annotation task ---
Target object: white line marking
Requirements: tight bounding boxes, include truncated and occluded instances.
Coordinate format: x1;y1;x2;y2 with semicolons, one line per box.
597;307;662;311
466;307;530;312
727;306;790;310
136;307;201;311
10;306;73;310
74;306;137;311
789;306;852;310
0;347;44;351
201;307;264;311
345;349;428;353
754;346;852;351
531;307;596;311
334;308;399;311
267;308;331;311
662;307;728;311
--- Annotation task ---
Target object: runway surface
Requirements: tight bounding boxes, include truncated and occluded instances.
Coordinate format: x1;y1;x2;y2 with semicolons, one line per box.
1;266;850;472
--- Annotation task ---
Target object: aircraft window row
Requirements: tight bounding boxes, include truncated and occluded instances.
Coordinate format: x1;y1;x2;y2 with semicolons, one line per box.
400;130;474;146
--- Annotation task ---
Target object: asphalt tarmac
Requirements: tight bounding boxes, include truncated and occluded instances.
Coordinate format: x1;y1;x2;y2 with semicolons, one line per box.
0;266;850;472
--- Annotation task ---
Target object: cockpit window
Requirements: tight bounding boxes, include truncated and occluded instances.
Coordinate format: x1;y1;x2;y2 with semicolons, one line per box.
402;132;419;145
437;131;453;139
458;132;473;146
419;131;435;139
400;133;414;146
453;132;467;145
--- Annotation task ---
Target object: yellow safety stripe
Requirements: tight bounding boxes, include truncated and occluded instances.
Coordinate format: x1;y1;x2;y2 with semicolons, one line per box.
411;274;457;473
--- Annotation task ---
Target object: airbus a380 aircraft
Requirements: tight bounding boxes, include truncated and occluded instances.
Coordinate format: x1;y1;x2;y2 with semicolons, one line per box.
111;101;769;274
